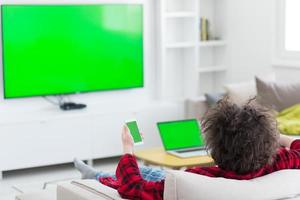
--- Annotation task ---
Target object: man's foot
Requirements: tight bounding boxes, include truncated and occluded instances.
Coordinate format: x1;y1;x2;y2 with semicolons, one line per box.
74;158;97;179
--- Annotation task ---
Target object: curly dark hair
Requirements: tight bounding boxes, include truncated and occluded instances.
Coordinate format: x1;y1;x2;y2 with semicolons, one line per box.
202;96;279;174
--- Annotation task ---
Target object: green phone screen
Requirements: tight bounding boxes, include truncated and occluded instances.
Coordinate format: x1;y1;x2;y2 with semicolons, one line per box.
126;121;142;143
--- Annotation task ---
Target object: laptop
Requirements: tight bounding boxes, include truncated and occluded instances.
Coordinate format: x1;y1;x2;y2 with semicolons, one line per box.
157;119;207;158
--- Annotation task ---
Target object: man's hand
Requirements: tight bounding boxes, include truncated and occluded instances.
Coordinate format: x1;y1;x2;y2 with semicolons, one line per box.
122;125;134;154
279;134;295;148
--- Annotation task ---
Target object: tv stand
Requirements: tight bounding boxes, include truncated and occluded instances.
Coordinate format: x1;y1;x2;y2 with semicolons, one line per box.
0;100;184;179
59;102;86;111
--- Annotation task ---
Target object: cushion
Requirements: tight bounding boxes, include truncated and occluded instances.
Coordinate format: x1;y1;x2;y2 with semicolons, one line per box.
223;81;256;105
185;97;209;119
256;76;300;111
164;169;300;200
277;104;300;135
204;92;225;107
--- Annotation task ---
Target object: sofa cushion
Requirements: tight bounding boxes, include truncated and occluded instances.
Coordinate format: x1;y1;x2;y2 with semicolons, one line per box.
224;81;256;105
204;92;225;107
256;76;300;111
164;169;300;200
185;97;209;119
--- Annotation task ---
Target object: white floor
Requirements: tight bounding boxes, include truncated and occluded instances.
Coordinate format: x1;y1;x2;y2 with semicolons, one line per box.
0;157;120;200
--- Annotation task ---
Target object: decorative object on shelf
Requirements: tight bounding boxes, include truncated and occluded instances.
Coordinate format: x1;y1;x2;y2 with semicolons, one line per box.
200;17;209;41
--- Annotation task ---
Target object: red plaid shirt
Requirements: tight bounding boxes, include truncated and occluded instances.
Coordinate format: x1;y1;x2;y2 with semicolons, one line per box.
99;139;300;200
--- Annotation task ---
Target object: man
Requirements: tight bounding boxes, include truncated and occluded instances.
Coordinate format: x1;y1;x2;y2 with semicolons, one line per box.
75;97;300;200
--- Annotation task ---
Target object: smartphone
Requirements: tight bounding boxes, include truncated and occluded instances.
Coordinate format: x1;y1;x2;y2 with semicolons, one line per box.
125;119;143;145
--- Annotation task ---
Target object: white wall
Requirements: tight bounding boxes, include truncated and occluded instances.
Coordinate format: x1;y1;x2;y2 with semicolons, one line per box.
0;0;158;113
218;0;300;85
218;0;275;84
3;0;298;107
0;1;186;172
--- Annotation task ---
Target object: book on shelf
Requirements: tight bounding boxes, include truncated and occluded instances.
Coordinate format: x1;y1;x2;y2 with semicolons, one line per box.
200;17;209;41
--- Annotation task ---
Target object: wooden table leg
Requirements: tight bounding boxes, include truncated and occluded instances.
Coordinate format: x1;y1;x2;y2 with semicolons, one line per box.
143;161;150;166
171;167;181;170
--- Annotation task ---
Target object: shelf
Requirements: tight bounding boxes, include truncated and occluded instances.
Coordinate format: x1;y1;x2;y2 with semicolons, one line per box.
187;95;206;102
199;40;226;47
165;0;196;13
165;42;196;49
165;12;197;18
160;0;226;99
197;66;226;73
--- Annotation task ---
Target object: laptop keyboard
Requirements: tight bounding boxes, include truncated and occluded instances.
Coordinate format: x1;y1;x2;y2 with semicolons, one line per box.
173;150;208;158
175;147;206;153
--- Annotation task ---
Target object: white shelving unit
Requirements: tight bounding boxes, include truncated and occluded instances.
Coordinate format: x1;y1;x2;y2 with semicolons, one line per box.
158;0;226;100
199;40;226;47
165;42;196;49
165;12;197;18
197;65;226;73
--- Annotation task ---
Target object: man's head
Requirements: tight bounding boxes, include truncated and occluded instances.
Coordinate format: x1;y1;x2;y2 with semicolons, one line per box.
202;97;279;174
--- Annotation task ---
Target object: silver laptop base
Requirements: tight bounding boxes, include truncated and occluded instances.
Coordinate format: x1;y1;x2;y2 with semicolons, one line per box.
167;149;208;158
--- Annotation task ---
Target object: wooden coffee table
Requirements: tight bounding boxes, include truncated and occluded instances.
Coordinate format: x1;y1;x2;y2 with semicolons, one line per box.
134;147;214;170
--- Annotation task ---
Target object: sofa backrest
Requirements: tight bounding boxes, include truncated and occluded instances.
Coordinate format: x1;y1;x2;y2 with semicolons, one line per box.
164;169;300;200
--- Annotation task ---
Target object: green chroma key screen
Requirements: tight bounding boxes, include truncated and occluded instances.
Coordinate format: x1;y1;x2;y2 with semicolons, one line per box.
126;121;142;143
157;119;204;150
1;5;143;98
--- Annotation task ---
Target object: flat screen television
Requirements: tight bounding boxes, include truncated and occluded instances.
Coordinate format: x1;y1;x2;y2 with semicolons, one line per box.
1;4;143;98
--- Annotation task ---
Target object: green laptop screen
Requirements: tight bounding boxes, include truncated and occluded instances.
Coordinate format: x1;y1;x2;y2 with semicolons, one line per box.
157;119;204;151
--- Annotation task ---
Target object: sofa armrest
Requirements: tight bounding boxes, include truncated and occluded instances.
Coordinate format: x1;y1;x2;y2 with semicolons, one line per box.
57;180;125;200
185;97;209;119
15;187;56;200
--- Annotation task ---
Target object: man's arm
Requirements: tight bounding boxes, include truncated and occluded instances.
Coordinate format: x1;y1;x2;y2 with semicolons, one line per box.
116;154;164;200
279;134;297;148
116;126;164;200
274;134;300;170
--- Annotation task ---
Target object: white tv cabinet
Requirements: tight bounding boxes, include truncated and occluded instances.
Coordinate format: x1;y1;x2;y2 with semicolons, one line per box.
0;100;184;179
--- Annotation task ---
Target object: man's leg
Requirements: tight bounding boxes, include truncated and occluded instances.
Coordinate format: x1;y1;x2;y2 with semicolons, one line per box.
95;166;165;181
74;158;165;181
74;158;116;180
74;158;99;179
139;166;165;181
95;171;116;180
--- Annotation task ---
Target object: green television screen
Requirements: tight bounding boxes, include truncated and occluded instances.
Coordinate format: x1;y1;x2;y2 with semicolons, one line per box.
1;4;143;98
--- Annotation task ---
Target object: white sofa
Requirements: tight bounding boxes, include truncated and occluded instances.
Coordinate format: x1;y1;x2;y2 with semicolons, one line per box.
16;169;300;200
164;169;300;200
57;180;125;200
16;81;300;200
15;187;56;200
